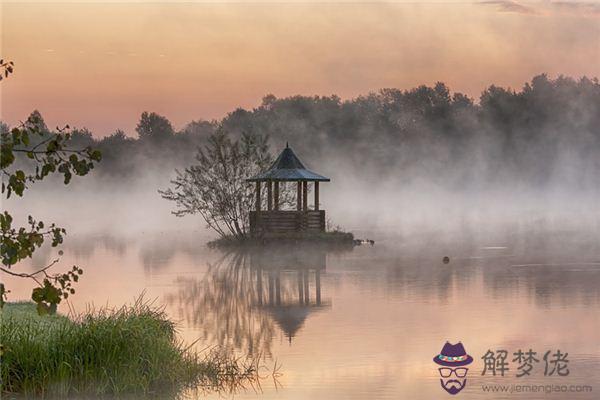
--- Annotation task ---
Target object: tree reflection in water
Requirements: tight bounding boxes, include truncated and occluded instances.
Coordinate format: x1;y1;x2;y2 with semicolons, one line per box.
165;245;337;358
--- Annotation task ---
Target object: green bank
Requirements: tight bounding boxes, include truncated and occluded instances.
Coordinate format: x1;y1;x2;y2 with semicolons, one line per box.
0;300;257;397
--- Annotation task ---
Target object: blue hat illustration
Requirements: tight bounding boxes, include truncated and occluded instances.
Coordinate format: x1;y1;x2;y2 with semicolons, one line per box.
433;342;473;367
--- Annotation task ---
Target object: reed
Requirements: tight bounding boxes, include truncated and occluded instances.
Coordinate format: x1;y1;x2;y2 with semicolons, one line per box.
0;299;259;397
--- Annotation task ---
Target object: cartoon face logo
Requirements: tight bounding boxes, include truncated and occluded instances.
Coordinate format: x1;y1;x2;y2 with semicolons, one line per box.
433;342;473;395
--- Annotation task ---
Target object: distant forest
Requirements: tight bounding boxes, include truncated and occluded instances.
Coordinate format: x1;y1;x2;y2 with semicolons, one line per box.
4;74;600;190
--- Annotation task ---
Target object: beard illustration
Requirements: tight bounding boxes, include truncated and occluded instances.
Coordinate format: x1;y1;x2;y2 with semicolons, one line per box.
440;378;467;395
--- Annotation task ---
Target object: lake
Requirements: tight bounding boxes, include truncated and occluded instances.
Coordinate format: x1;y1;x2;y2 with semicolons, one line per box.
5;224;600;399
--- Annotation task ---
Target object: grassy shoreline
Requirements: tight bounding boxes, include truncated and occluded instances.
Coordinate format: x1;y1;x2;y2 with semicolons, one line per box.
0;300;259;398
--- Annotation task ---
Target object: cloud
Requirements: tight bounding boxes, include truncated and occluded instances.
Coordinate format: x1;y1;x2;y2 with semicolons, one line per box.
479;0;600;17
479;1;537;14
550;1;600;16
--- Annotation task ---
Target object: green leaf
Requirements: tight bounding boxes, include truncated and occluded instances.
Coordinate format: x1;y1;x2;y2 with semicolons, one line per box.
31;287;44;302
46;287;61;304
0;283;6;308
91;150;102;161
21;131;29;146
36;302;49;316
0;143;15;169
47;140;58;152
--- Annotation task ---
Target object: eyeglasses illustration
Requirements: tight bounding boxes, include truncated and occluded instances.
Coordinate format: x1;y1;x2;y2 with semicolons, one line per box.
438;367;469;378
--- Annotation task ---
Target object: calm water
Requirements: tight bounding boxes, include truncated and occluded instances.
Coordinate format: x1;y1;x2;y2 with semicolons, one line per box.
6;225;600;399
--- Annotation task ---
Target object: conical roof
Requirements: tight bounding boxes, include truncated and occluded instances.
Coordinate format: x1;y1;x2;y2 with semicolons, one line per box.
246;144;330;182
268;306;311;343
265;303;328;343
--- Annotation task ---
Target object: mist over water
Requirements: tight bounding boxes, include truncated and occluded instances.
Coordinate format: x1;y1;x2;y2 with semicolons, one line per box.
5;163;599;240
4;74;599;238
5;176;598;247
2;0;600;396
4;174;599;400
2;74;599;400
3;227;599;400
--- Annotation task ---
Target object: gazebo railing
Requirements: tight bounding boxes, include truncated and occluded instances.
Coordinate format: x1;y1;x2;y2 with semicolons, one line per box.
249;210;325;237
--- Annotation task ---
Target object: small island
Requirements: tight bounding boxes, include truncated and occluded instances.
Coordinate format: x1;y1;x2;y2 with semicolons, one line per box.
160;137;355;248
218;144;353;247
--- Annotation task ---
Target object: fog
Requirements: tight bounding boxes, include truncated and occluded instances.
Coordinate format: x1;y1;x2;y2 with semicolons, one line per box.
3;74;600;240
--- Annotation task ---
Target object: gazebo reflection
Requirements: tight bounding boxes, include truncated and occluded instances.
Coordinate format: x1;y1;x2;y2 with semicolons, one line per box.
165;246;337;357
251;247;330;343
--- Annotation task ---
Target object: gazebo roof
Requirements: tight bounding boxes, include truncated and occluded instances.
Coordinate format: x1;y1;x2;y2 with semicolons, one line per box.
268;306;311;343
246;144;330;182
265;304;328;343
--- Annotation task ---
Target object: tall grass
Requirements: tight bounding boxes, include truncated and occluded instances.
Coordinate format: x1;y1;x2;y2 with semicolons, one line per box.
0;299;260;397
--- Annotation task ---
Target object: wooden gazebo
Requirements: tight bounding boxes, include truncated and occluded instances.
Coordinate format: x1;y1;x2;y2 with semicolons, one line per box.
246;144;330;238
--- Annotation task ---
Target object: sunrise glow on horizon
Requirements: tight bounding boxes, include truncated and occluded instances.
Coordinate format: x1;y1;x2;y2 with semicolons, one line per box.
2;1;599;136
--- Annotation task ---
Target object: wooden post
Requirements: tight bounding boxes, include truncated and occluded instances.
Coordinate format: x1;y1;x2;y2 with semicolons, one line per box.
275;270;281;305
297;270;304;304
314;181;319;210
267;181;272;211
268;272;274;305
255;181;261;211
274;181;279;210
296;181;302;211
257;267;263;306
303;270;309;304
315;269;321;305
302;181;308;211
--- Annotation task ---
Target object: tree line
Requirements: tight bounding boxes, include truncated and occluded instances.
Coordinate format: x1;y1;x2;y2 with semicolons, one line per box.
3;74;599;189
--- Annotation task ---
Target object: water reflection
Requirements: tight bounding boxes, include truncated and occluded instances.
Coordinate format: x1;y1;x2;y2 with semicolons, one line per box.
22;227;600;311
165;251;275;357
165;246;340;357
251;247;330;344
5;227;599;399
334;229;600;308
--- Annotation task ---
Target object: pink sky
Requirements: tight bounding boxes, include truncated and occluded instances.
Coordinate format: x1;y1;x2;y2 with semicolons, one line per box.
2;1;599;137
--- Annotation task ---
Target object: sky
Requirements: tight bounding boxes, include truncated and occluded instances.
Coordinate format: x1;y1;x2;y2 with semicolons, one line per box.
1;1;599;137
